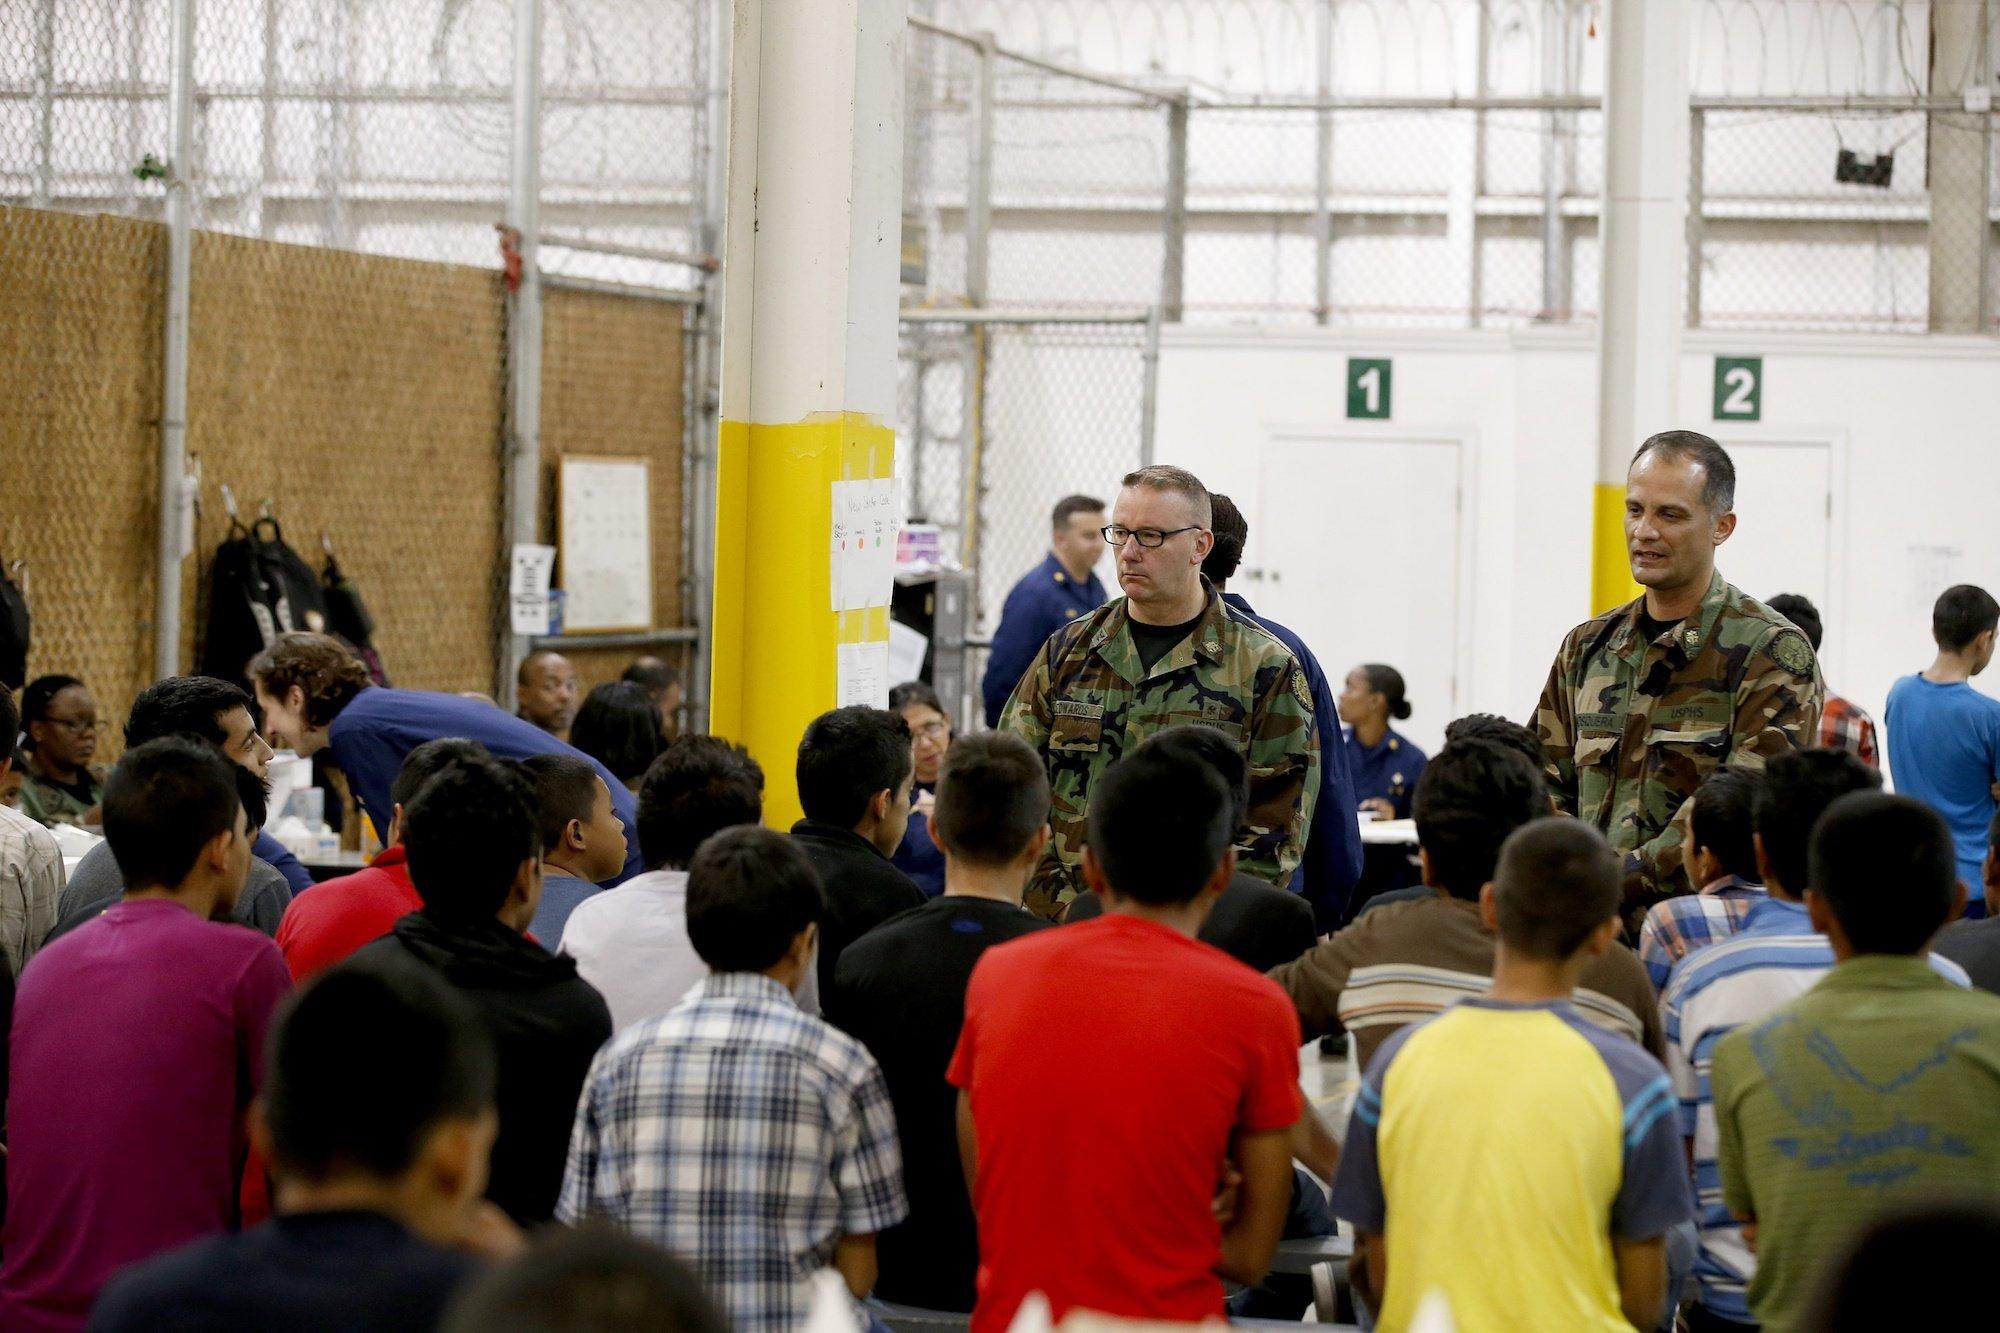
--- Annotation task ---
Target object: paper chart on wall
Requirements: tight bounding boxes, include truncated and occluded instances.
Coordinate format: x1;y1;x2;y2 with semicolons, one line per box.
831;478;898;613
836;640;891;707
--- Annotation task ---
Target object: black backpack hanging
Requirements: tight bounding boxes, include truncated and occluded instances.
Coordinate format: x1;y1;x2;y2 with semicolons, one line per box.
0;559;29;693
199;514;331;692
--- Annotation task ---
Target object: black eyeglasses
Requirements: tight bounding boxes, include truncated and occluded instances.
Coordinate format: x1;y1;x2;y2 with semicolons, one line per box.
1102;525;1200;549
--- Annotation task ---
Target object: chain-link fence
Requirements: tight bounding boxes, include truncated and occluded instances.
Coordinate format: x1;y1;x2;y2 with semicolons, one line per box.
0;0;709;753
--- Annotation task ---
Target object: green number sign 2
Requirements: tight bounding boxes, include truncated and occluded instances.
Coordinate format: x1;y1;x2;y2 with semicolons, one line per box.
1713;356;1762;421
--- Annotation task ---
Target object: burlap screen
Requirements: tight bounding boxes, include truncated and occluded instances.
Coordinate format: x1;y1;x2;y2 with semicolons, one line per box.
539;285;693;702
0;207;164;742
3;206;696;761
177;231;509;700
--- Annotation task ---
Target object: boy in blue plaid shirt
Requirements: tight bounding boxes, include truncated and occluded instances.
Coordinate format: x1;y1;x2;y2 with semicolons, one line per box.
557;826;908;1332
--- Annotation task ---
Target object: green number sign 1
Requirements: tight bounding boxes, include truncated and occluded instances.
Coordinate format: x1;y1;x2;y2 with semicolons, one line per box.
1346;358;1392;419
1713;356;1762;421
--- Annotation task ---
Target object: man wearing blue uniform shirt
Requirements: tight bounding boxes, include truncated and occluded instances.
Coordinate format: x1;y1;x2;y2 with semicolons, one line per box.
980;494;1111;727
1205;494;1363;929
247;631;643;884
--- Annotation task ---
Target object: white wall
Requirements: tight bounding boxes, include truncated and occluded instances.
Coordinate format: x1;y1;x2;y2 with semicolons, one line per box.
1149;324;2000;764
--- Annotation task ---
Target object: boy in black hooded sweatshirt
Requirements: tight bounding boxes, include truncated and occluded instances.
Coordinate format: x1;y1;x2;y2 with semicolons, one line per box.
352;755;611;1225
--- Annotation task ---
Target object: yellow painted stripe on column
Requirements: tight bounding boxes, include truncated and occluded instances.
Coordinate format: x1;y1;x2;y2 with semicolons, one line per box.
710;411;896;829
1590;482;1641;616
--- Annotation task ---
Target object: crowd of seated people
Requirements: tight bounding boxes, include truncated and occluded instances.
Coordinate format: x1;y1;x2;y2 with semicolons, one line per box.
4;622;2000;1333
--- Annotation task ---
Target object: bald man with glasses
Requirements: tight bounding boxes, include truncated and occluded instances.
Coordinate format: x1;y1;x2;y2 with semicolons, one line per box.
999;465;1320;921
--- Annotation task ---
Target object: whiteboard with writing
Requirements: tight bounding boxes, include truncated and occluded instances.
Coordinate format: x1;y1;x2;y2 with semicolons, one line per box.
559;456;654;633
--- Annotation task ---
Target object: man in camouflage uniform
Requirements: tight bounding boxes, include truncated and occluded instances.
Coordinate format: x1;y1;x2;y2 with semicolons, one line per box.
1002;465;1320;920
1535;431;1822;925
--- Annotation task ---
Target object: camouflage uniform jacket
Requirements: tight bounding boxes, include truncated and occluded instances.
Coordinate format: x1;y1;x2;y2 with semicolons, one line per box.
1534;568;1822;920
1001;585;1321;920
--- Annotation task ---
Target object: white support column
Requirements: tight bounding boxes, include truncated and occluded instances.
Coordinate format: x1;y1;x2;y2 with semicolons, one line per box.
1928;0;1992;334
712;0;908;825
1591;0;1688;614
154;0;198;679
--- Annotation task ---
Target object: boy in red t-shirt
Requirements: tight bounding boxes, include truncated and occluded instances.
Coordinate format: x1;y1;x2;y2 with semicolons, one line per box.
948;731;1303;1331
275;738;488;979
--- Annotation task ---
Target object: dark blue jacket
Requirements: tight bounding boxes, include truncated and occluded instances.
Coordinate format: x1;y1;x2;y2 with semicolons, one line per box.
981;553;1109;726
1223;592;1364;926
326;686;642;884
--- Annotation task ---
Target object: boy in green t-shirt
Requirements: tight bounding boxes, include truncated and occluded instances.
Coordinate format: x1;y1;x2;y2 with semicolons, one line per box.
1714;792;2000;1333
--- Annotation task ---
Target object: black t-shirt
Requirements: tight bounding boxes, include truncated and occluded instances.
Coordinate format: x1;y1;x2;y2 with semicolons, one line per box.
824;895;1053;1311
1130;609;1205;674
1065;874;1319;974
91;1209;477;1332
1637;610;1683;645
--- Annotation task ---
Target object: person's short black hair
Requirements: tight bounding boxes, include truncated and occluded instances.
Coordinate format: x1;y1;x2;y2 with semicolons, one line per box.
620;658;682;694
1753;749;1881;895
1493;818;1621;961
234;762;269;833
1051;494;1105;530
637;736;763;871
102;737;243;892
391;738;492;810
519;753;604;858
687;826;824;972
0;688;17;757
1359;664;1412;722
1443;713;1544;770
1804;1197;2000;1333
265;960;496;1182
1690;768;1763;883
1085;741;1233;905
796;707;912;829
124;675;254;749
931;732;1050;866
1765;593;1824;651
440;1224;727;1333
1810;792;1959;955
1203;492;1247;585
887;680;945;717
1932;584;2000;653
1411;738;1551;901
403;756;542;923
1633;429;1736;514
19;674;83;748
568;682;665;786
1139;724;1250;826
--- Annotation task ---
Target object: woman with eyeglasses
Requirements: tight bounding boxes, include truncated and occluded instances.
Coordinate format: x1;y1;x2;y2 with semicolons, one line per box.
888;680;952;897
16;674;106;829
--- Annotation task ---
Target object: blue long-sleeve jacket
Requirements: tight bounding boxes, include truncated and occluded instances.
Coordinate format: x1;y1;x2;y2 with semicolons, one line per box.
1222;592;1364;927
326;686;642;884
981;553;1109;726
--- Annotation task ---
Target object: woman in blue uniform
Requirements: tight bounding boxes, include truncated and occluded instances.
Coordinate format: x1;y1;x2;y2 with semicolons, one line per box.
888;680;951;897
1338;663;1428;821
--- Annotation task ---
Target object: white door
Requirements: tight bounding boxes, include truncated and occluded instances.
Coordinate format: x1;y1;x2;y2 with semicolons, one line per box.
1246;433;1466;759
1714;439;1833;614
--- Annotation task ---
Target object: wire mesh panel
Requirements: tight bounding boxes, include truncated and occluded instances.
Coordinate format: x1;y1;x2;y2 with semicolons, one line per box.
983;52;1169;310
975;320;1149;631
1697;108;1934;332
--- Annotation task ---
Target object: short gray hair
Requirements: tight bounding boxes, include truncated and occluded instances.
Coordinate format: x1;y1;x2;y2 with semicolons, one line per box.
1118;464;1212;527
1632;431;1735;515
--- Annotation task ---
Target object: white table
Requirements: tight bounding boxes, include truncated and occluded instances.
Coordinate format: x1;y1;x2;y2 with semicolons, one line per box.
1357;818;1418;846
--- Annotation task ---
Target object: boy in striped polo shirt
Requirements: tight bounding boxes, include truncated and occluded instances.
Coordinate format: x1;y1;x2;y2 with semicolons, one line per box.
1660;750;1968;1331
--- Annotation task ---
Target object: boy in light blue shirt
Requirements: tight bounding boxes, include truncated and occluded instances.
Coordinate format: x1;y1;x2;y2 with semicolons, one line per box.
1885;585;2000;912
